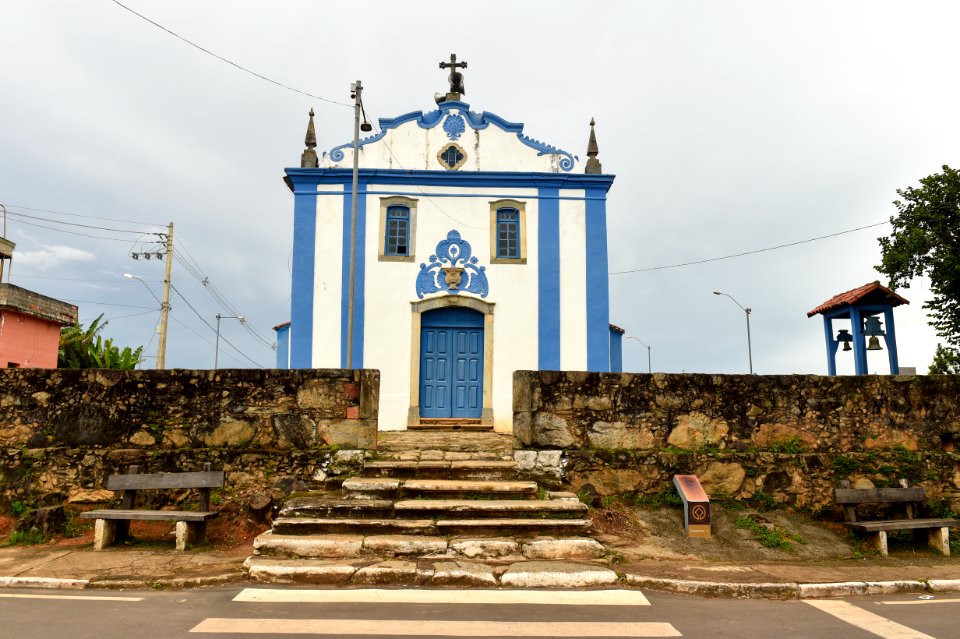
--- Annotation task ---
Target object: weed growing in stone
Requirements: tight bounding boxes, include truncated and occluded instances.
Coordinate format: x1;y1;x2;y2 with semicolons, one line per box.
3;529;46;546
10;500;29;517
735;515;794;550
769;437;805;454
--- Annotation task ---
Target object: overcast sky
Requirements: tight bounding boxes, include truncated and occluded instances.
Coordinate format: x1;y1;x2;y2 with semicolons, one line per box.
1;1;958;374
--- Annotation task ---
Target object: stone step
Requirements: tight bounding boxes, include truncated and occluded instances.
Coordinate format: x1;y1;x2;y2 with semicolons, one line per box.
393;499;588;519
435;518;592;536
362;460;520;480
252;531;606;561
376;431;514;457
342;477;539;500
272;517;437;536
279;497;394;519
243;556;618;588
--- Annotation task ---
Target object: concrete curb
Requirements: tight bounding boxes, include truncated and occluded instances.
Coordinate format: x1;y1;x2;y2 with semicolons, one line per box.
0;576;89;589
90;572;246;590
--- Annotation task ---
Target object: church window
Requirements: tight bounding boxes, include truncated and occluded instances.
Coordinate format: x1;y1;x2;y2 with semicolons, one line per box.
437;143;467;170
496;209;520;258
488;200;527;264
385;206;410;256
378;197;417;262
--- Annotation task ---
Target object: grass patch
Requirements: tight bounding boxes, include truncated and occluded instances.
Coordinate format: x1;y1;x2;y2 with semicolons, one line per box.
3;529;46;546
735;515;797;550
633;489;682;508
769;437;805;454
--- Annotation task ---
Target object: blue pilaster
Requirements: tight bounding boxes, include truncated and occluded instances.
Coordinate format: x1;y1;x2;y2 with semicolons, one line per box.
585;187;610;371
274;323;290;369
537;187;560;370
289;183;317;368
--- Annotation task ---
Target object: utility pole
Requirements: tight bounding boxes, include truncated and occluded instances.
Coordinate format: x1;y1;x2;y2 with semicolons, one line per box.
157;222;174;369
346;80;363;369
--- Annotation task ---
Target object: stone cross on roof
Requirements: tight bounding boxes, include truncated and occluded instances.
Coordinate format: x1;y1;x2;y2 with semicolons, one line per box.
439;53;468;100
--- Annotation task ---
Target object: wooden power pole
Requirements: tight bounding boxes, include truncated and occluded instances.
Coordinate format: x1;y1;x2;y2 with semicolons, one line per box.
156;222;174;369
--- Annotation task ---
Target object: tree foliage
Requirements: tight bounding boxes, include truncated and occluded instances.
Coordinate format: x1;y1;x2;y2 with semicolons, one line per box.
876;165;960;370
929;344;960;375
58;314;143;370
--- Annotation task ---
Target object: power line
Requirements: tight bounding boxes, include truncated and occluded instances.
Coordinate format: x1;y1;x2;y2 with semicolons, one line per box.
7;218;145;242
0;202;161;226
110;0;352;108
609;220;891;274
60;298;156;309
5;210;158;235
168;283;264;368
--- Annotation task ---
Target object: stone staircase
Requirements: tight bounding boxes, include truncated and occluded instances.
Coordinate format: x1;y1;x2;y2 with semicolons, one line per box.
244;431;607;584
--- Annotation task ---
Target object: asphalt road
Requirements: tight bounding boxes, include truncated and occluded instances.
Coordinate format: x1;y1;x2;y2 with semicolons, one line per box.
1;586;957;638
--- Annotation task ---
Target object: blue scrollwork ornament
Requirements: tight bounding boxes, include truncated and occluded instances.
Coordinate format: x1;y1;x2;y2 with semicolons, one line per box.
416;230;489;299
442;114;466;140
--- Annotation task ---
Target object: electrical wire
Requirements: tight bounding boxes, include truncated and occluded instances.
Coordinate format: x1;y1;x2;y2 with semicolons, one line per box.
60;299;156;309
5;210;158;235
0;202;161;226
110;0;352;108
168;283;264;368
609;220;891;274
7;218;148;242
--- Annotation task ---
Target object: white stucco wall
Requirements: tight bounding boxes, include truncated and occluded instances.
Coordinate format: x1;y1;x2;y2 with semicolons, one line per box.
360;185;539;432
311;184;345;367
559;191;588;371
319;105;577;175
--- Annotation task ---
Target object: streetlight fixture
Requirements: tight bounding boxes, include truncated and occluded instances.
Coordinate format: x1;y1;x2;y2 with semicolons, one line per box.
625;335;652;374
124;273;167;369
713;291;753;374
215;313;244;369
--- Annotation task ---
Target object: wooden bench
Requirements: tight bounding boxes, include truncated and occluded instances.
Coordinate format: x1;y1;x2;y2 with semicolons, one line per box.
80;464;224;551
835;480;957;557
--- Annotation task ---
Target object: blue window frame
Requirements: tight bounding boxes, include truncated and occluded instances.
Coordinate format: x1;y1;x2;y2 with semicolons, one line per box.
496;208;520;259
385;206;410;256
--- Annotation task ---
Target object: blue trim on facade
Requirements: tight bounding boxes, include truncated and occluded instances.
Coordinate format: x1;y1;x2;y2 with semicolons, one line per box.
340;183;367;368
286;168;614;192
538;187;561;370
274;323;290;369
585;187;610;371
609;328;623;373
325;102;577;171
289;185;317;368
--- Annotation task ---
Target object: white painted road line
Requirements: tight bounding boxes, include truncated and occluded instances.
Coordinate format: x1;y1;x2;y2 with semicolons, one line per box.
0;593;143;602
190;618;681;637
880;598;960;605
804;600;935;639
234;588;650;606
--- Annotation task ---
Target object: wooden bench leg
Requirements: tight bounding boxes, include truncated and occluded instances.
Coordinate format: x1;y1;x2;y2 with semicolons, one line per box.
93;519;116;551
928;527;950;556
175;521;206;551
869;530;889;557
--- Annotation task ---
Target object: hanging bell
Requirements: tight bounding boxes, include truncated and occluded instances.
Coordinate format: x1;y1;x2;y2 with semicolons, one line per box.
842;341;852;352
866;336;883;351
836;329;853;352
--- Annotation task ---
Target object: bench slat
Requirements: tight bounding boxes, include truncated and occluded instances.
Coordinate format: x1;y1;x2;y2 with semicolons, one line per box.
844;518;958;532
79;509;218;522
106;471;225;491
835;487;925;504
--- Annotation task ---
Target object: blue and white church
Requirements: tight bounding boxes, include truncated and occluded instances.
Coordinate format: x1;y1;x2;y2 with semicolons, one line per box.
276;56;620;432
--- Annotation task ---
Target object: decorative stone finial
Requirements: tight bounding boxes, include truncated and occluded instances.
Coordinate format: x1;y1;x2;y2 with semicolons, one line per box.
585;117;602;174
300;108;318;168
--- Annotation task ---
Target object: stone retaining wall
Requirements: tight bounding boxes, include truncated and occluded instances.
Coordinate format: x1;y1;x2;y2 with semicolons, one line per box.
0;368;378;510
514;371;960;510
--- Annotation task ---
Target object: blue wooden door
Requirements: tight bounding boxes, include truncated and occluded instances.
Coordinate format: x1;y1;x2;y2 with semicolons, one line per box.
420;308;483;418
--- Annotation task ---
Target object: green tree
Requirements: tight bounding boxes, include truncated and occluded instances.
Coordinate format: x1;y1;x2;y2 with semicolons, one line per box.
876;165;960;370
58;314;143;370
929;344;960;375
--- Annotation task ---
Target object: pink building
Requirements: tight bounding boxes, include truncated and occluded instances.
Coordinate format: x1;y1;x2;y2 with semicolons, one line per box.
0;283;77;368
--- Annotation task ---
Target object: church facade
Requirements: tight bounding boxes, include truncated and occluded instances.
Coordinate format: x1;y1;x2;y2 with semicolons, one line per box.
276;59;618;432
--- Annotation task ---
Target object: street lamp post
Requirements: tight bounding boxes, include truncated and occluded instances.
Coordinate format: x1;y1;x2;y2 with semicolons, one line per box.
625;335;652;374
124;273;164;369
215;313;244;369
713;291;753;374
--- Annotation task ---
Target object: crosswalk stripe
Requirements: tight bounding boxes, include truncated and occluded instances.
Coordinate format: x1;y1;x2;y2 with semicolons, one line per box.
190;618;681;637
804;600;936;639
0;593;142;602
233;588;650;606
880;598;960;605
